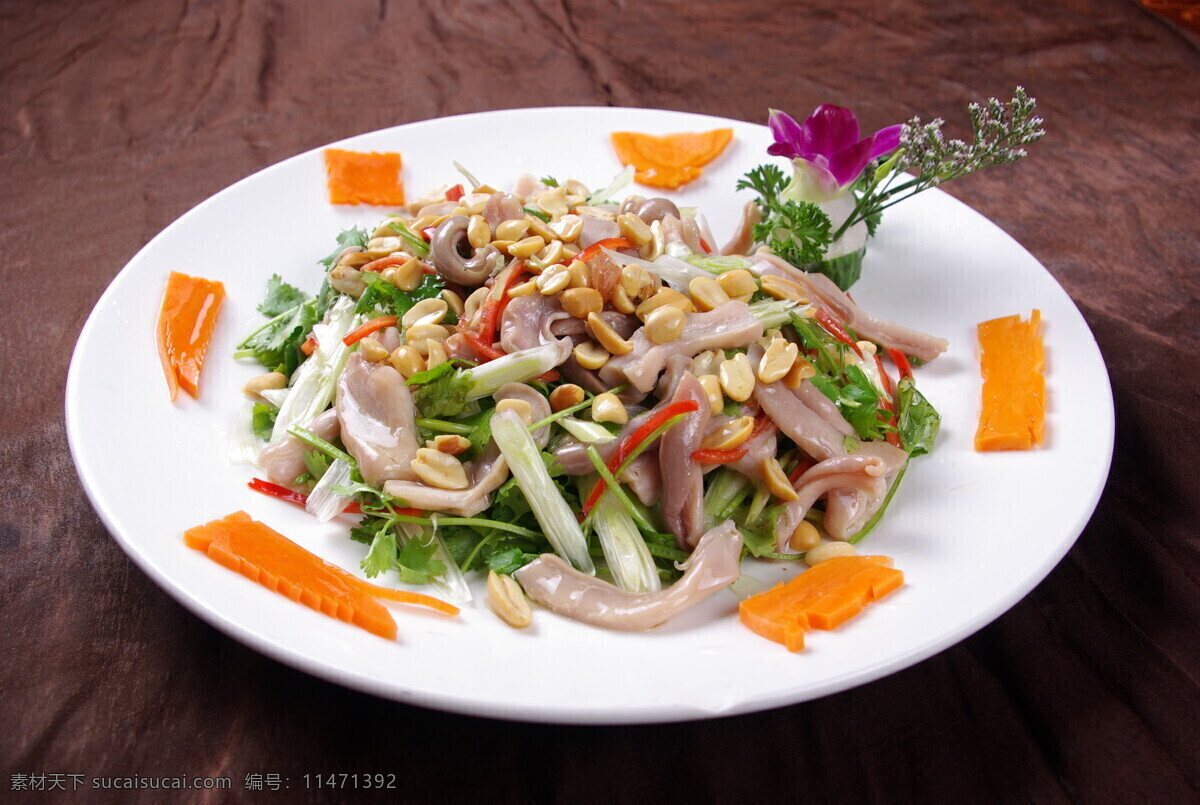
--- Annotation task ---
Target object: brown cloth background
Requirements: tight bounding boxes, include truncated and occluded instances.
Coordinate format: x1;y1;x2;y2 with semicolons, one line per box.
3;0;1198;801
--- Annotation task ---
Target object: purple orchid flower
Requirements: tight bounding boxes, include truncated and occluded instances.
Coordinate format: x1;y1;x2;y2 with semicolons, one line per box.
768;105;902;202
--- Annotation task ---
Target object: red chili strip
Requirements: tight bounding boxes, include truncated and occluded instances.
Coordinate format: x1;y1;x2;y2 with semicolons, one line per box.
248;478;364;514
576;237;634;265
445;183;465;201
300;335;318;356
692;448;748;464
815;308;863;358
577;399;700;520
343;314;398;346
888;347;914;381
787;458;816;485
360;254;410;275
699;237;712;254
874;354;901;447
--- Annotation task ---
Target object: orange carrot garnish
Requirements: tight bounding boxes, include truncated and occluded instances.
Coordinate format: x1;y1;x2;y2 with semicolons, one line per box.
156;271;225;402
975;310;1045;451
324;149;405;206
610;129;734;189
739;555;904;652
184;512;458;640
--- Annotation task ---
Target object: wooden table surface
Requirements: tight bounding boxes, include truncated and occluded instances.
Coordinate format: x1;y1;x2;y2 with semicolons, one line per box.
3;0;1198;801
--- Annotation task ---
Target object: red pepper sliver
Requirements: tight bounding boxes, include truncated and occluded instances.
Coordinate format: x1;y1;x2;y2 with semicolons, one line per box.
788;458;816;484
421;227;436;242
874;354;901;448
248;479;364;514
577;237;634;265
300;336;318;356
692;448;748;464
699;237;712;254
343;314;398;346
360;254;411;275
445;183;465;202
749;413;774;440
888;348;914;382
577;399;700;520
815;308;863;358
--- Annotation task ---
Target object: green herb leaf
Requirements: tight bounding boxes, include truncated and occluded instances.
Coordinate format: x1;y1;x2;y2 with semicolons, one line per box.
738;164;833;266
355;271;446;319
413;369;474;419
361;529;399;578
319;227;370;269
251;403;278;441
538;176;560;188
896;377;941;456
406;359;462;386
395;537;446;585
258;275;310;317
523;207;551;223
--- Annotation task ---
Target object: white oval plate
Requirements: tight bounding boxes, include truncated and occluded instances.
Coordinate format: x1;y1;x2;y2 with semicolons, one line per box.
66;107;1113;724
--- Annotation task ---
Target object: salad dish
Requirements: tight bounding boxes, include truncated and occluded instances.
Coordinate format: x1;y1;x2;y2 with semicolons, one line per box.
66;105;1114;723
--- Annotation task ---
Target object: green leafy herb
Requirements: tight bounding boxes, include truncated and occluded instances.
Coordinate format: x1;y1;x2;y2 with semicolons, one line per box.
302;449;330;482
355;271;446;319
737;164;833;266
539;176;560;188
236;291;320;374
523;207;551;223
413;369;474;419
895;377;941;457
251;403;278;440
258;275;309;317
812;365;891;442
360;529;399;578
406;359;463;387
319;227;370;269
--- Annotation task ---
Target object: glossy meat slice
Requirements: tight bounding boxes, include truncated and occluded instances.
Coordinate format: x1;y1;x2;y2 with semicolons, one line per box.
382;446;509;517
753;251;949;361
599;301;764;392
499;294;573;353
755;375;848;461
773;455;890;551
257;408;340;485
722;200;762;256
514;520;744;631
659;372;711;549
335;354;420;487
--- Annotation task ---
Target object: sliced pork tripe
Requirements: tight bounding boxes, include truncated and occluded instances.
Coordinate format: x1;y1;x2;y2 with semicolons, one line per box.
258;408;340;486
335;353;420;487
755;375;849;460
753;251;949;362
383;447;509;517
380;383;545;515
659;372;712;549
721;200;762;256
772;456;893;552
514;520;744;631
599;300;765;393
499;294;573;353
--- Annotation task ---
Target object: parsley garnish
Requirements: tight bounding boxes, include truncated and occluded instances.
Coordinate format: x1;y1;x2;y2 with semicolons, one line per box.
736;165;833;266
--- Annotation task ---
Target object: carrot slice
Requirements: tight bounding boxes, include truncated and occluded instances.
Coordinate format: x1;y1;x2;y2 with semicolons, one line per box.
184;512;458;640
610;129;734;190
738;555;904;652
156;271;225;402
324;148;405;206
975;310;1045;451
